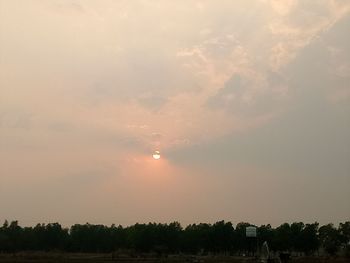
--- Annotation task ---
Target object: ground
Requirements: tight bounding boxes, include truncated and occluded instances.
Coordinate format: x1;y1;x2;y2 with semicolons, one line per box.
0;253;349;263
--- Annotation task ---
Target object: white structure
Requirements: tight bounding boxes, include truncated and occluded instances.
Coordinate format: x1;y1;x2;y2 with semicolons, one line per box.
246;226;257;237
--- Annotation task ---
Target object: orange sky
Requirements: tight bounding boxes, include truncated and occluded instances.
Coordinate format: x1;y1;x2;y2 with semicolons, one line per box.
1;0;349;227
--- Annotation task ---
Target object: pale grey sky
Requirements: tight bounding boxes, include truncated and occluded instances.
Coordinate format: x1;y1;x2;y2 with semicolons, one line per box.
0;0;349;227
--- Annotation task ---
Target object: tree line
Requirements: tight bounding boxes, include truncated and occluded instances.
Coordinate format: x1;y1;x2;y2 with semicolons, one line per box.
0;220;349;256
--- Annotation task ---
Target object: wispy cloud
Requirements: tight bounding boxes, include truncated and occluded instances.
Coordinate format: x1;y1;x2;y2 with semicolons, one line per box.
1;0;349;225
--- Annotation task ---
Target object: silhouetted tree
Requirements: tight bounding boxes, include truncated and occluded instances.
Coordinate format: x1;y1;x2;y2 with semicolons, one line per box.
272;223;292;252
1;219;349;256
290;222;304;253
210;221;234;254
300;223;319;255
319;223;341;256
234;222;251;254
258;224;274;250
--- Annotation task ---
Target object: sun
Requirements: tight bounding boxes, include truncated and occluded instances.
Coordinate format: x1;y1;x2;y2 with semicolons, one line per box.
152;150;161;160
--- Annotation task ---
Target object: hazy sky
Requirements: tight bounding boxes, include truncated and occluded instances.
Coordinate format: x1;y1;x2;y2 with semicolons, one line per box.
1;0;349;227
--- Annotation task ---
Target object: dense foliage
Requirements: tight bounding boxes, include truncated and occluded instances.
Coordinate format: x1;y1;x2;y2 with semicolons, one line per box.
0;220;349;256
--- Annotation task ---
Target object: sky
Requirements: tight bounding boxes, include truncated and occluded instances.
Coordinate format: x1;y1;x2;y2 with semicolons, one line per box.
0;0;349;227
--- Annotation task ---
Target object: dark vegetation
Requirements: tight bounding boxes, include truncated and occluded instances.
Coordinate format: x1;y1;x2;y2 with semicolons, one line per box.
0;220;349;257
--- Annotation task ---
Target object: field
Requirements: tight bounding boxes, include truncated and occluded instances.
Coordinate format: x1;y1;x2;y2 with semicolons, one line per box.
0;253;348;263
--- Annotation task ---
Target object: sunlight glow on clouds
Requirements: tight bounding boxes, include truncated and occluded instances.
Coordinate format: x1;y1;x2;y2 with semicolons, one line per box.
1;0;349;226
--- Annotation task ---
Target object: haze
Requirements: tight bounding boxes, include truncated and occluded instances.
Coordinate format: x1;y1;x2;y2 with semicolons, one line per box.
0;0;349;227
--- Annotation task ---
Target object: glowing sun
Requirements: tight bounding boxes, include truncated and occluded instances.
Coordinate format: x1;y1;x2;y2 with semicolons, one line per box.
152;150;161;160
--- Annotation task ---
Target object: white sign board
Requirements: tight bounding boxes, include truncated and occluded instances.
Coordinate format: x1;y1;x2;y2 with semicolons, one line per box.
246;226;257;237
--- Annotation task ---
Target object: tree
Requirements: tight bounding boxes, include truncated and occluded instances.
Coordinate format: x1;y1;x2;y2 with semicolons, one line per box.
300;223;319;255
339;222;350;257
258;224;274;250
272;223;292;252
319;224;341;256
0;220;10;252
234;222;251;254
290;222;304;253
210;221;234;254
0;219;348;256
339;222;350;245
6;221;23;252
182;223;211;253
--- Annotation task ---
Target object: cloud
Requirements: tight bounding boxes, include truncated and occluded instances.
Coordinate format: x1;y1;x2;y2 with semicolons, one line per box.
206;75;244;109
51;1;85;15
0;110;33;129
2;0;348;154
266;0;350;71
205;73;287;119
138;95;168;111
1;0;349;152
268;0;298;16
169;12;350;174
1;0;350;225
